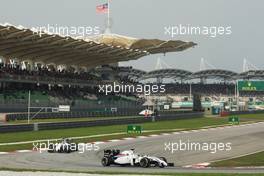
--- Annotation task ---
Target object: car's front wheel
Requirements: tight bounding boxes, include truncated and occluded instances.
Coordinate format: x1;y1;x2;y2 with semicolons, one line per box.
158;157;167;168
159;163;165;168
139;157;150;168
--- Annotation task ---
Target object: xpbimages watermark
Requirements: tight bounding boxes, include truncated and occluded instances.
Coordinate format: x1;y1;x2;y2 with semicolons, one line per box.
164;140;232;154
164;24;232;38
32;140;99;154
98;82;166;95
31;24;100;38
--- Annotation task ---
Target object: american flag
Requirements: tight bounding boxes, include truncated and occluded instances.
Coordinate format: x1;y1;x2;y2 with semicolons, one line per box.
96;3;108;13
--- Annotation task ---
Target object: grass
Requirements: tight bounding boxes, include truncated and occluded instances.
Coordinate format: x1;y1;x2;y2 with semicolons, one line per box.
0;113;263;152
211;151;264;167
237;113;264;121
0;129;182;152
0;117;222;143
0;116;218;151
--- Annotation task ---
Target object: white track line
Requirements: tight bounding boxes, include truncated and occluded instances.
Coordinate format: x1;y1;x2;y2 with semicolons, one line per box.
123;137;135;140
93;141;105;145
0;152;8;155
148;134;159;137
137;136;147;139
108;139;121;142
16;150;32;153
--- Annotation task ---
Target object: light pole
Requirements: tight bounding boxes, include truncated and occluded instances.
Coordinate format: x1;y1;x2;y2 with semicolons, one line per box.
27;90;31;124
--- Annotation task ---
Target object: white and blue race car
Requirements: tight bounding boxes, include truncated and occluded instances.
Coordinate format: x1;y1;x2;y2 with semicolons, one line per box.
101;149;174;168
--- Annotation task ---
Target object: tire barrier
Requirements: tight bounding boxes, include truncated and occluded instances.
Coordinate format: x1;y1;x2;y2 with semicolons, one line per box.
0;124;34;133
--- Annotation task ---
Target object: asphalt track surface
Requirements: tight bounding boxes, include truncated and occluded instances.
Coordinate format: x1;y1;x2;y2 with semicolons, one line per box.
0;122;263;174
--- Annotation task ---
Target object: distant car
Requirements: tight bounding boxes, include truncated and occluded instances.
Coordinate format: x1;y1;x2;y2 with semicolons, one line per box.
139;109;153;116
101;149;174;168
47;138;78;153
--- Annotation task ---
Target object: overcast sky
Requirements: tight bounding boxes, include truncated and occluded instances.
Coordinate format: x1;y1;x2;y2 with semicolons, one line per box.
0;0;263;72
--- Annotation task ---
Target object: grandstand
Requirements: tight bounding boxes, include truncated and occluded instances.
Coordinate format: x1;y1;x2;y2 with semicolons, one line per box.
0;23;196;116
0;23;264;119
1;61;264;113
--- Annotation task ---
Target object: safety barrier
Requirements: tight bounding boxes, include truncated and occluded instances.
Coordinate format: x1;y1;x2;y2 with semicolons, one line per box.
5;109;140;121
229;110;264;115
220;110;264;116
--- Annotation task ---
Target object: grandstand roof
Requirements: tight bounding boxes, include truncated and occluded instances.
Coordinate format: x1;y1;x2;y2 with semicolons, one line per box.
0;24;196;68
140;68;192;80
137;68;264;80
239;70;264;79
138;69;264;82
91;34;197;54
190;69;238;80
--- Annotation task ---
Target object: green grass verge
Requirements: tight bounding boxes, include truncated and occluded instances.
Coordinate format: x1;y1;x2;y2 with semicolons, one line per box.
0;129;182;152
0;113;263;152
0;117;223;143
211;151;264;167
237;113;264;121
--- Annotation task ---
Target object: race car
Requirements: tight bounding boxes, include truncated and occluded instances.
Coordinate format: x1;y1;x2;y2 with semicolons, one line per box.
47;138;78;153
101;149;174;168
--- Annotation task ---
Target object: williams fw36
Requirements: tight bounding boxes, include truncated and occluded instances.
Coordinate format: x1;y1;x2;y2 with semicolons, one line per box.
101;149;174;168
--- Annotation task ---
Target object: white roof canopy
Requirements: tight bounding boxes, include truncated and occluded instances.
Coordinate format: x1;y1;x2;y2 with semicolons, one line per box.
0;24;196;68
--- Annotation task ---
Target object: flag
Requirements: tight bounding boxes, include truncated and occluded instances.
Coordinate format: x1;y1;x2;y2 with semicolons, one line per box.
96;3;108;13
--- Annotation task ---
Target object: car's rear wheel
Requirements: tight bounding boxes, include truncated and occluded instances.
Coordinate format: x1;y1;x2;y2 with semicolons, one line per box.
66;148;71;153
58;146;63;153
139;157;150;168
101;157;110;166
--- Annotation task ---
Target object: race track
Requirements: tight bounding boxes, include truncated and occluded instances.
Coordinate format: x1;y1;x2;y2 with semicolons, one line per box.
0;122;264;174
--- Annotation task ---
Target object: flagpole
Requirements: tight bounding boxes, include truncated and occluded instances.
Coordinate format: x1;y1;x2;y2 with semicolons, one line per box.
107;0;110;28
